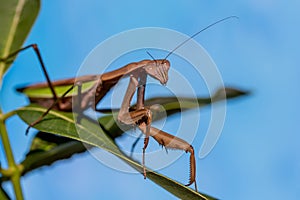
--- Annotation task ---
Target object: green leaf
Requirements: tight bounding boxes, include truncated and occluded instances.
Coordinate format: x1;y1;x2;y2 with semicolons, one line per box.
100;87;248;138
15;88;247;198
20;78;97;98
20;132;87;175
17;105;216;200
16;87;248;177
0;0;40;82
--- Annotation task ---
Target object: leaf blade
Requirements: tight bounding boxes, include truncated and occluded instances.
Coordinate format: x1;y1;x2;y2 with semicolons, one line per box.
16;87;248;176
0;0;40;82
17;105;216;200
16;89;247;199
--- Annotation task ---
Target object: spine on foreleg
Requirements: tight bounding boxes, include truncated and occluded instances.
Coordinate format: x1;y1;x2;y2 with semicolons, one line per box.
138;125;197;191
186;145;197;189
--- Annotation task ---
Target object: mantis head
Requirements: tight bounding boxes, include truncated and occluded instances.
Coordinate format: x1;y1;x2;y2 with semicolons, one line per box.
144;59;170;85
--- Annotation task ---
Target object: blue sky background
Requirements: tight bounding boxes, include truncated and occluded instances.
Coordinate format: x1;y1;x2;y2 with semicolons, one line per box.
1;0;300;199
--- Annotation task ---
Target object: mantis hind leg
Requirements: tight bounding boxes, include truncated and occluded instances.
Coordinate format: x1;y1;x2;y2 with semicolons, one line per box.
1;44;58;101
130;132;143;157
25;82;83;135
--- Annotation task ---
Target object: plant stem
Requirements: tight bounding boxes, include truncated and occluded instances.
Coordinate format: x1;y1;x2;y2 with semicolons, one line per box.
11;173;23;200
0;113;24;200
2;110;17;121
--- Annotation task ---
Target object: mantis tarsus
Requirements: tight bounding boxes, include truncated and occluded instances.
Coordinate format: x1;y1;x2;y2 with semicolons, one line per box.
1;16;238;192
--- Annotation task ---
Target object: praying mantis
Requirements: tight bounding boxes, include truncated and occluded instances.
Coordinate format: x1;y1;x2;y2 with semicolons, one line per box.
1;16;237;192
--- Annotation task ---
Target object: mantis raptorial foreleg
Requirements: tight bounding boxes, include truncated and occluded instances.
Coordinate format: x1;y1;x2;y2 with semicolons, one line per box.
138;123;198;191
118;73;197;191
117;75;152;129
117;74;153;178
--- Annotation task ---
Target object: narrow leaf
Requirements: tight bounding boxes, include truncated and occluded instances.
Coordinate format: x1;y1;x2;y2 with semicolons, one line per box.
16;88;247;198
17;105;216;200
0;0;40;82
19;78;97;98
100;87;249;138
17;87;248;177
20;132;87;175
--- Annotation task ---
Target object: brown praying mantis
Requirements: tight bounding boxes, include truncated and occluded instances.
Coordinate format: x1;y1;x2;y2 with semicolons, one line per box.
1;16;237;192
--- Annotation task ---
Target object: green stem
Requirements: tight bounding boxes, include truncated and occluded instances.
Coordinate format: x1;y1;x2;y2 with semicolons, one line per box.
2;110;17;120
0;113;24;200
11;174;23;200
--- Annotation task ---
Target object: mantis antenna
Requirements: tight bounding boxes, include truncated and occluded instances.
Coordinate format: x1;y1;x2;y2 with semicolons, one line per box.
146;51;156;60
163;16;239;61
